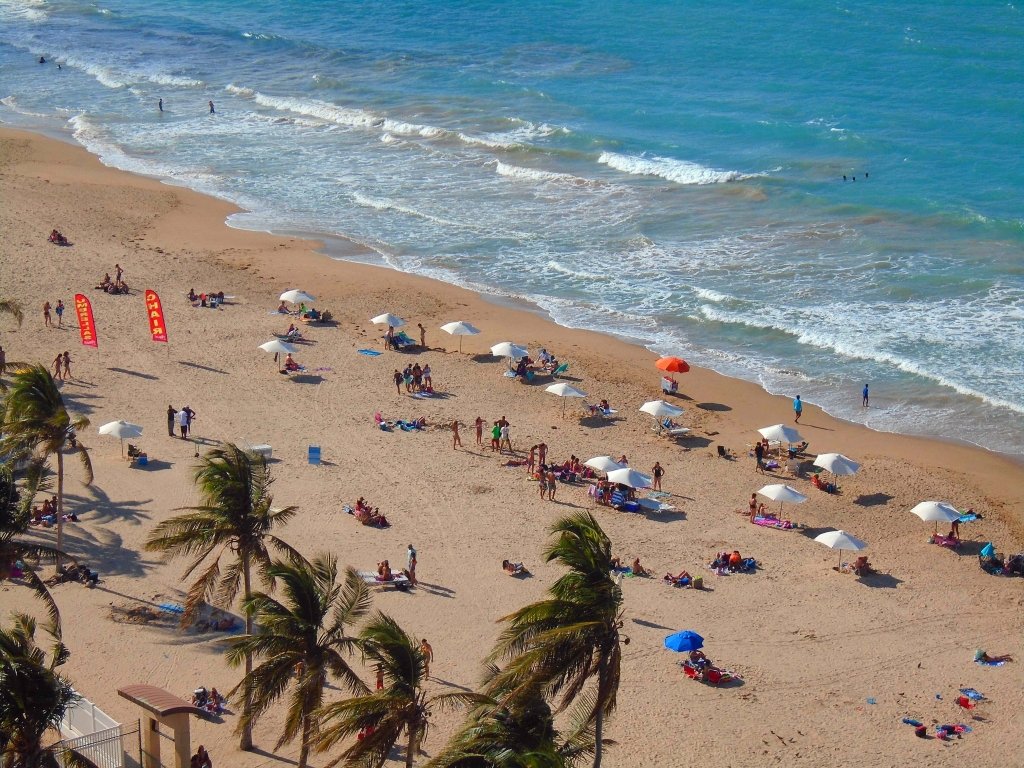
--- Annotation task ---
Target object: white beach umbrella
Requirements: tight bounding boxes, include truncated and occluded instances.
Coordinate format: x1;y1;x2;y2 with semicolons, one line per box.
757;483;809;516
814;529;868;570
584;456;624;473
606;467;653;489
371;313;406;328
260;339;298;371
546;383;587;417
279;290;316;304
758;424;804;445
639;400;685;419
440;320;481;353
911;501;961;534
491;342;528;359
813;453;861;476
98;420;143;457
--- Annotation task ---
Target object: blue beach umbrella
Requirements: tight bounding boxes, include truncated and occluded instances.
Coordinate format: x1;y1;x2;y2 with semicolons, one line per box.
664;631;704;653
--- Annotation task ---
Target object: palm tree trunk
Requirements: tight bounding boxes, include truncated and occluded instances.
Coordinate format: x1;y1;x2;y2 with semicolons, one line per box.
405;724;417;768
297;713;310;768
240;551;254;751
55;450;65;574
593;655;606;768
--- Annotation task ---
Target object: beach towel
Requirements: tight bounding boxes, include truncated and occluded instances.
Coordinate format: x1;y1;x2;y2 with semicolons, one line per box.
975;659;1007;667
159;603;185;614
358;349;382;356
753;515;795;530
958;512;980;523
980;542;995;558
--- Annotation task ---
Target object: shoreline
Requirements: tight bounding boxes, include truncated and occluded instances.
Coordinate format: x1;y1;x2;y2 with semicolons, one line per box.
5;113;1018;459
4;124;1024;767
3;123;1022;518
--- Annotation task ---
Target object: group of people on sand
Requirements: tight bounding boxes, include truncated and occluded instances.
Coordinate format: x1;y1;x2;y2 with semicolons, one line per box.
190;745;213;768
394;363;432;395
188;288;226;307
167;405;196;439
96;264;129;294
611;556;648;576
711;550;755;574
30;495;79;528
191;686;225;714
42;300;65;328
48;229;69;245
50;351;72;380
376;544;417;585
353;497;390;528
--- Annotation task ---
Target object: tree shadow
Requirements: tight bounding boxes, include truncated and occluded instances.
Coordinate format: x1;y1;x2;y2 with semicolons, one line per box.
433;677;475;693
631;618;674;630
59;391;102;415
56;525;149;578
853;493;893;507
248;748;297;766
64;486;152;526
107;367;159;381
177;361;228;375
132;459;174;471
696;403;732;412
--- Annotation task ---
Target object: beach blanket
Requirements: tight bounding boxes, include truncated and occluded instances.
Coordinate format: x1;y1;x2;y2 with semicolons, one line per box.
313;366;333;372
958;512;981;523
358;349;382;356
975;659;1007;667
646;491;671;499
753;515;797;530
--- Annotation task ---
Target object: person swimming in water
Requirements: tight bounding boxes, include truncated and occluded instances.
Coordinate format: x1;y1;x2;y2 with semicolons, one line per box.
38;56;46;64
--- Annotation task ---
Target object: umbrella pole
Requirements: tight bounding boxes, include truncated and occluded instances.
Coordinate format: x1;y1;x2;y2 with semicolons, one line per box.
120;438;124;458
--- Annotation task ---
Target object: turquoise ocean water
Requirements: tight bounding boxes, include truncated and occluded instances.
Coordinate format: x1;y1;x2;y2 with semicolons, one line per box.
2;0;1022;453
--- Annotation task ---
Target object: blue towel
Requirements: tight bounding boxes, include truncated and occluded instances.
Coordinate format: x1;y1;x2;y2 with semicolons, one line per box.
980;542;995;558
975;659;1007;667
958;513;979;523
159;603;185;613
959;688;985;700
358;349;382;356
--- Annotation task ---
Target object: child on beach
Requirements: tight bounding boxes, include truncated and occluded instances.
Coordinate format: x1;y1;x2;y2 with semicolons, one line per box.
55;300;64;327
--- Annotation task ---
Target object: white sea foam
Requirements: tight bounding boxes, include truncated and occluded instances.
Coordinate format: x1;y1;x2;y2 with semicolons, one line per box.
148;73;204;88
350;191;464;229
495;161;580;183
0;0;48;21
57;54;129;89
597;151;757;185
692;287;729;303
225;83;255;96
0;95;51;118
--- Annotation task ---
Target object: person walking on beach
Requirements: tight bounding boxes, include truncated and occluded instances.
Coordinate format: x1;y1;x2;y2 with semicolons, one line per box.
167;405;178;437
61;351;72;380
754;441;766;474
52;353;63;381
475;416;484;445
652;461;664;491
862;384;869;407
43;301;52;327
793;395;803;423
393;369;403;395
420;639;433;678
451;419;461;450
54;300;64;327
490;422;501;452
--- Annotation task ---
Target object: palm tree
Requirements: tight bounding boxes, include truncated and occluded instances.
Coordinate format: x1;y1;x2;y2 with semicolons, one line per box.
315;613;485;768
0;612;76;768
486;513;623;768
0;364;92;573
0;463;72;627
224;555;371;768
144;442;297;751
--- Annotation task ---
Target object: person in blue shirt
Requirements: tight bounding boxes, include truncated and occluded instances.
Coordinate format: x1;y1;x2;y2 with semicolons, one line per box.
793;395;803;423
862;384;869;407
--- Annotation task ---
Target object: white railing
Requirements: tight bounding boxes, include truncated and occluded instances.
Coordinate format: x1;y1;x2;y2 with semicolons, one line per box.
55;694;125;768
61;695;120;738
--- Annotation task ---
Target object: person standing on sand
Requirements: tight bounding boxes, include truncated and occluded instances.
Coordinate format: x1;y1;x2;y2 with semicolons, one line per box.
451;420;461;449
527;445;537;474
546;466;557;501
43;301;52;327
52;353;63;381
490;422;500;452
61;351;71;380
418;323;426;348
183;405;196;438
793;395;802;423
475;416;484;445
393;369;403;395
754;441;766;474
500;423;512;454
538;442;547;467
177;408;189;439
423;363;432;390
652;462;664;491
167;405;178;437
54;300;64;327
115;264;123;284
421;639;433;678
749;493;758;522
862;384;869;407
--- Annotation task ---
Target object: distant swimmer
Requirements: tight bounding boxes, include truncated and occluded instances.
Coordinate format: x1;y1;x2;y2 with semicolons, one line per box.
38;56;45;64
865;172;869;178
208;100;215;114
158;98;163;112
843;175;847;181
852;176;856;181
57;64;61;69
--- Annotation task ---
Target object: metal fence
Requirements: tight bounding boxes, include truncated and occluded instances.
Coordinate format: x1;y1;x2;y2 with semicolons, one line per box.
50;719;144;768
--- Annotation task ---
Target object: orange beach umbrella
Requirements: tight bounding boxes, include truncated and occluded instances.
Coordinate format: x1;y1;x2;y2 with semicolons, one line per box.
655;357;690;373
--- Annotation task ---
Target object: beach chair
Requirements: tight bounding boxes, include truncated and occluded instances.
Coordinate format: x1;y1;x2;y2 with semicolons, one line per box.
308;445;321;465
661;377;678;395
551;363;569;378
239;438;272;461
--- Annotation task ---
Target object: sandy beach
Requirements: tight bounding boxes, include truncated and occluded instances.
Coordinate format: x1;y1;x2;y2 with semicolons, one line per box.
2;127;1023;767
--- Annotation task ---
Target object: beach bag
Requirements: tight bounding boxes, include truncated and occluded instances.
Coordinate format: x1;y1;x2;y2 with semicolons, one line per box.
692;576;703;590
